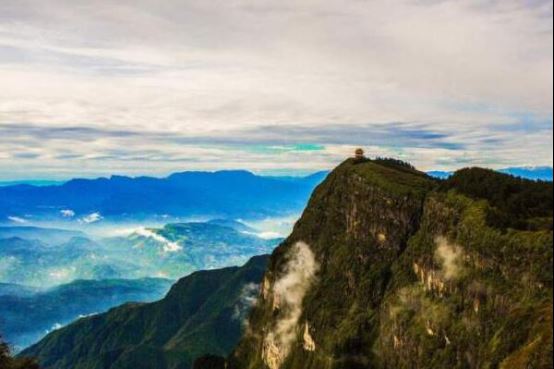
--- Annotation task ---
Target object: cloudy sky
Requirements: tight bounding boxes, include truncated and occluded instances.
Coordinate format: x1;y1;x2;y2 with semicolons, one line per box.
0;0;552;180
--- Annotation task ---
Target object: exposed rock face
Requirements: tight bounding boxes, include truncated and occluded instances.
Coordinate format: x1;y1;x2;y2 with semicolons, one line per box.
302;323;316;352
230;159;553;369
377;190;553;369
230;160;432;369
260;242;319;369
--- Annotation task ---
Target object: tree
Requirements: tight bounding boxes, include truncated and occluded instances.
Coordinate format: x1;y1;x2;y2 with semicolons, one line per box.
0;336;40;369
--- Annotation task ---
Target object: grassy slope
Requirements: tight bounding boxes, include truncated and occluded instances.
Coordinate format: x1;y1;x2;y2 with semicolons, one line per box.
20;256;269;369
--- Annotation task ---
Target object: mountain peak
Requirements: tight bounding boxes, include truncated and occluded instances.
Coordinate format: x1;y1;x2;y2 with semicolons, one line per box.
229;159;553;369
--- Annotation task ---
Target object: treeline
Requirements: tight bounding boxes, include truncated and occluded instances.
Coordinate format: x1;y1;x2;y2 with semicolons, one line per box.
373;157;417;171
0;337;39;369
441;167;553;230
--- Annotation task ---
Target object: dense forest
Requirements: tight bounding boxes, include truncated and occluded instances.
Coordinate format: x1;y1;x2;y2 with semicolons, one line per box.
441;167;553;230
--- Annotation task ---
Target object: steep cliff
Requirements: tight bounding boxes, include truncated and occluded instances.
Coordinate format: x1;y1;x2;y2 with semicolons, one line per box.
19;159;553;369
228;159;553;369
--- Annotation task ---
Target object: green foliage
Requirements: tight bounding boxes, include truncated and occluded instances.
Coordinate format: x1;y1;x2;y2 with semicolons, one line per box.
0;336;40;369
20;256;269;369
232;159;434;369
378;190;552;369
441;167;553;230
373;157;418;172
231;159;553;369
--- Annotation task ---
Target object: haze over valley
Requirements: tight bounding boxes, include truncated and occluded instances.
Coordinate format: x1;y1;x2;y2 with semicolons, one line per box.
0;170;330;352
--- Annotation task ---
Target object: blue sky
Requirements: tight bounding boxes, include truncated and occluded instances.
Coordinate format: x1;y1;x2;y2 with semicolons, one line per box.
0;0;552;180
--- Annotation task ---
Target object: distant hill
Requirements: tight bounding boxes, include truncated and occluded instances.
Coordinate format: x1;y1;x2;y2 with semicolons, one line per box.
0;236;120;287
21;256;269;369
0;222;279;287
207;219;257;233
104;221;280;280
428;166;553;181
0;226;85;245
0;170;326;223
0;278;172;352
0;180;64;187
499;166;553;181
0;283;41;298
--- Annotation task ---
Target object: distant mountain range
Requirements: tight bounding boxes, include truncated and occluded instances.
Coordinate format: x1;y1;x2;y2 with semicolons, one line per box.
0;171;328;223
0;221;279;353
428;166;553;181
0;283;41;298
0;180;65;187
0;221;279;288
0;226;85;245
1;278;172;352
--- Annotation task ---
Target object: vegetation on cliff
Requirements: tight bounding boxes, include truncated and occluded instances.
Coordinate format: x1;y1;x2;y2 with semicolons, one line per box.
20;158;554;369
229;158;553;369
441;167;553;230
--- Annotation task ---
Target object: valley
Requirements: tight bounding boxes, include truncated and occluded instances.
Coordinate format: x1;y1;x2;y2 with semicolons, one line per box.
0;219;284;351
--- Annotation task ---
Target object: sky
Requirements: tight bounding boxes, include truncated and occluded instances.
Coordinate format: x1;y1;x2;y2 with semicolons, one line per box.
0;0;552;180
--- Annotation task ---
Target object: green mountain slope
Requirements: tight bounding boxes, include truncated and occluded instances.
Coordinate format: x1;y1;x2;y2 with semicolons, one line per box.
20;256;269;369
227;158;553;369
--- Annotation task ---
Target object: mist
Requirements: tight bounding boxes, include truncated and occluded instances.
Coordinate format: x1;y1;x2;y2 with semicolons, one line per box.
434;236;464;280
263;242;319;369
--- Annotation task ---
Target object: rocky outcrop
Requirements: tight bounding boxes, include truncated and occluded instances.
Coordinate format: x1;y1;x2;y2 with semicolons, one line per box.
230;159;433;369
229;159;553;369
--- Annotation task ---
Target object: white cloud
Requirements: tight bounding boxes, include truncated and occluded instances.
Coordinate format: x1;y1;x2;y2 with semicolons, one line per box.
79;212;103;224
242;230;283;240
134;227;183;253
44;322;64;335
435;237;464;280
263;242;319;369
233;283;261;322
47;266;76;281
60;209;75;217
8;216;28;224
0;0;551;176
